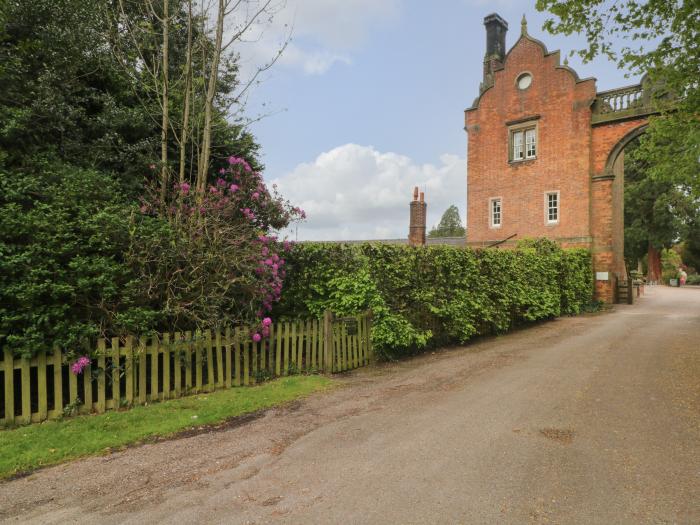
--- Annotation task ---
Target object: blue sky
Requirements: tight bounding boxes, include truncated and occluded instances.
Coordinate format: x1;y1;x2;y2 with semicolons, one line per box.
240;0;637;240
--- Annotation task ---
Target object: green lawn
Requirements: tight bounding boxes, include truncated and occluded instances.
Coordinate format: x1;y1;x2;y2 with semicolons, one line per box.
0;375;332;479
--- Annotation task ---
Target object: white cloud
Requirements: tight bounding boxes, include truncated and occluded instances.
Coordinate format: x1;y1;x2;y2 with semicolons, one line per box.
234;0;400;76
270;144;466;241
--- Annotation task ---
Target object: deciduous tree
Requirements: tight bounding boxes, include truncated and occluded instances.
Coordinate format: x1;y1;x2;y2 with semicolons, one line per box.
428;205;466;238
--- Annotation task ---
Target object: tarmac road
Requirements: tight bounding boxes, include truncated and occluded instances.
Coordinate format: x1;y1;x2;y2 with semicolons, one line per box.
1;285;699;524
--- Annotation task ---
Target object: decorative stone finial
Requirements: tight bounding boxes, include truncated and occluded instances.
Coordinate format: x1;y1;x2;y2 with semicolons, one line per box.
521;14;528;36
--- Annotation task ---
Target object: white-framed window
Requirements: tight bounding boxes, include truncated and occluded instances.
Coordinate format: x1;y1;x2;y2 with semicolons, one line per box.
510;125;537;162
513;132;524;160
525;128;537;158
545;191;559;224
490;197;502;228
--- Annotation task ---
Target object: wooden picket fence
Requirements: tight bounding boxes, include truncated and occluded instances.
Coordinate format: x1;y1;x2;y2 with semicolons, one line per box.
0;311;372;426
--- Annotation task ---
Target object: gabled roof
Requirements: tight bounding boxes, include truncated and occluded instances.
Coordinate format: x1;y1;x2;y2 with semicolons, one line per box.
465;16;596;113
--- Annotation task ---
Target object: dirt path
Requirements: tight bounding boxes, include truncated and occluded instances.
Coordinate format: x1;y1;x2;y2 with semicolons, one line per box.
1;286;699;524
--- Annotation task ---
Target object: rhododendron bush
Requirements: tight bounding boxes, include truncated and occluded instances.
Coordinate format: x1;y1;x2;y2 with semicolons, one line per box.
130;156;303;338
0;158;303;360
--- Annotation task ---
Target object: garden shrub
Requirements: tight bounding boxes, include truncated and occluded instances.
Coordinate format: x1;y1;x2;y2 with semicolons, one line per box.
0;158;303;359
0;163;160;358
275;241;593;360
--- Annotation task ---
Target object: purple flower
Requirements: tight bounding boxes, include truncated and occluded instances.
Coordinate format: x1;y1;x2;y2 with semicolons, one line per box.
71;356;91;375
262;317;272;327
219;168;226;175
209;186;218;193
261;246;269;256
252;333;262;343
229;184;239;193
262;326;270;337
252;192;260;200
180;182;191;195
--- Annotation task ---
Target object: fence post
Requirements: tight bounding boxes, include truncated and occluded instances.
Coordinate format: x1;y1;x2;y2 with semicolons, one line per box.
323;310;333;373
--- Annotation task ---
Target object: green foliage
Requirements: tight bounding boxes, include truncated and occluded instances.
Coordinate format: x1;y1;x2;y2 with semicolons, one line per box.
276;241;593;359
0;164;162;358
428;205;466;238
0;1;297;358
660;248;683;282
685;274;700;285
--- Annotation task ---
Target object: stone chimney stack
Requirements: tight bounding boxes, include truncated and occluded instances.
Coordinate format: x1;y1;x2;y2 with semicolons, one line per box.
408;186;427;247
481;13;508;93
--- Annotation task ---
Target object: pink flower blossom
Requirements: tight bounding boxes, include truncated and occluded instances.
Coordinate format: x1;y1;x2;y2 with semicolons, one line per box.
262;326;270;337
261;246;269;256
252;333;262;343
252;192;260;200
216;177;226;187
262;317;272;327
219;168;226;175
229;184;239;193
71;356;91;375
209;186;218;193
180;182;191;195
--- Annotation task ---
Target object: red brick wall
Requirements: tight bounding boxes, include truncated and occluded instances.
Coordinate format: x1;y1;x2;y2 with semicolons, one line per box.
465;36;596;248
590;120;648;299
464;30;651;302
590;120;646;176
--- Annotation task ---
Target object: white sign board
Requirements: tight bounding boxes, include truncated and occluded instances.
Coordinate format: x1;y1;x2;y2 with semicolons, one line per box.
596;272;609;281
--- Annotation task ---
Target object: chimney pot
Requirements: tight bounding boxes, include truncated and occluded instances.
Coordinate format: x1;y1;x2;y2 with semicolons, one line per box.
408;187;427;247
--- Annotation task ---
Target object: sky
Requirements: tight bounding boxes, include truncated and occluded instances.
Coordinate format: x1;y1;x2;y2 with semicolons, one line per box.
236;0;638;241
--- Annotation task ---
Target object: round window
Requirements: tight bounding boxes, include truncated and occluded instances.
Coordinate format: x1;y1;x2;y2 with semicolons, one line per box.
517;73;532;90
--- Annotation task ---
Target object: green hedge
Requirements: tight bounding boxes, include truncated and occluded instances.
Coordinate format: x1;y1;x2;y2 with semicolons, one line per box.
275;240;593;359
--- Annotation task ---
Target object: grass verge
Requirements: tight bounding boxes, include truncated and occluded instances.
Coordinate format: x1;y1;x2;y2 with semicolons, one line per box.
0;375;332;480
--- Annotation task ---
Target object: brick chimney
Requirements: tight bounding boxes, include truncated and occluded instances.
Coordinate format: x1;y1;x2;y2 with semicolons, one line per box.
480;13;508;93
408;186;427;247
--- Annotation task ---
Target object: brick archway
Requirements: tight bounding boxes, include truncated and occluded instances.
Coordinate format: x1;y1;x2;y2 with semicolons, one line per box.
590;120;649;302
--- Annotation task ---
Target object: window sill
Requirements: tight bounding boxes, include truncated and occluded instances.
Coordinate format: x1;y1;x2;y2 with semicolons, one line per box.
509;157;537;165
546;221;560;226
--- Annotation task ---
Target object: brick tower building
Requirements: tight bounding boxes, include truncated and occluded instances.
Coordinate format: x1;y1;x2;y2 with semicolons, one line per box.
465;14;656;302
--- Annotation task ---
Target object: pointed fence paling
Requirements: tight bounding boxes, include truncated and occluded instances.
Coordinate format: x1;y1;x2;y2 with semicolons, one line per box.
0;311;372;426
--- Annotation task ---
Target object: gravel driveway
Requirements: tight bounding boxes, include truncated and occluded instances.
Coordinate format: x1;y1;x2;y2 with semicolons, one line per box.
1;286;699;524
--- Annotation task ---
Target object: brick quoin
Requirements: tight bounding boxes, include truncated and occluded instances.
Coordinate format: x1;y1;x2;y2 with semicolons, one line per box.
464;14;649;303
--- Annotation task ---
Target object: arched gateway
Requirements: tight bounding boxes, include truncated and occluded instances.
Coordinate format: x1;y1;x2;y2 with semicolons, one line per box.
464;14;657;303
